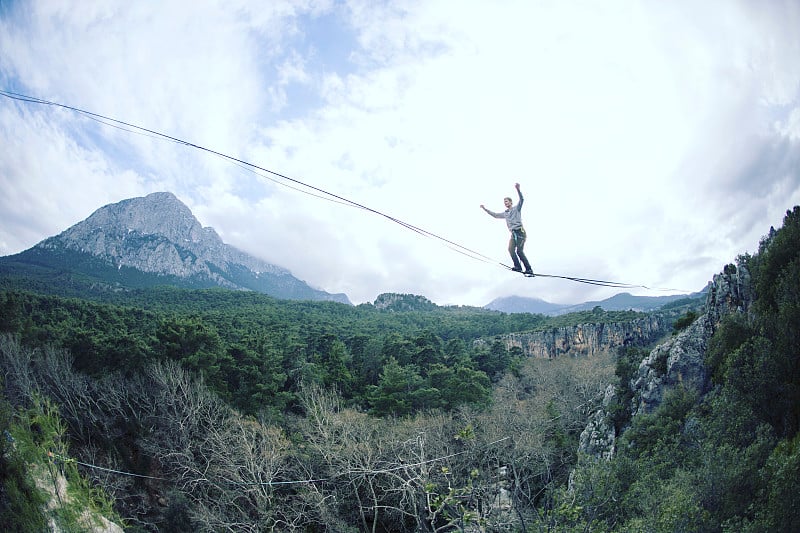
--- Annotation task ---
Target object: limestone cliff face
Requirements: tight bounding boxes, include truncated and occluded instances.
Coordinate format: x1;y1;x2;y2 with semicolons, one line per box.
578;258;754;458
629;312;712;417
631;259;753;417
476;314;669;359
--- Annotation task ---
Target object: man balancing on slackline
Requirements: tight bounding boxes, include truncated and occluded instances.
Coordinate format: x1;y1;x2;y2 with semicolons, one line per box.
480;183;535;277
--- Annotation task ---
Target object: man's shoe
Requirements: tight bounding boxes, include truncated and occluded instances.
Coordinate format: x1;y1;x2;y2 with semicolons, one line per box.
523;270;535;277
511;267;522;272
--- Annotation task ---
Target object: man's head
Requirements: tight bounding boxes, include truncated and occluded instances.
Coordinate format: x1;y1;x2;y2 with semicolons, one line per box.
503;197;513;208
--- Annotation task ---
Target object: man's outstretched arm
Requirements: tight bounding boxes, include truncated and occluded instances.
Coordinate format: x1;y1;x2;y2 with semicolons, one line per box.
481;204;503;218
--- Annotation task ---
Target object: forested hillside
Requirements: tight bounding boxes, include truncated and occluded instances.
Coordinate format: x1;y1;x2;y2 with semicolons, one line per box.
0;208;798;531
0;285;652;530
0;288;658;418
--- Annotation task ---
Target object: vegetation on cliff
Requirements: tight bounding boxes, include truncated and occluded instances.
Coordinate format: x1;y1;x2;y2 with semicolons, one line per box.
563;207;800;532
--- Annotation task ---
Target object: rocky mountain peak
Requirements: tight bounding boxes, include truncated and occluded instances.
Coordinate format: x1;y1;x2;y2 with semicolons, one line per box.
28;192;349;303
52;192;218;252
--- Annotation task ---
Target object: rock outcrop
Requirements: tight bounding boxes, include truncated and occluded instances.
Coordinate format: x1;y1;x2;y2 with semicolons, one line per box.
34;465;124;533
578;258;754;458
373;293;437;312
578;384;618;459
631;259;753;417
629;311;712;417
705;261;753;327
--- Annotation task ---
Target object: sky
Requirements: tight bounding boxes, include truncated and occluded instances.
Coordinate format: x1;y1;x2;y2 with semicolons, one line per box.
1;0;799;307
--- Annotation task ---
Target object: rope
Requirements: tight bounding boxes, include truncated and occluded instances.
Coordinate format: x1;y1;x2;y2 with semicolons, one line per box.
47;437;511;487
1;88;685;291
47;451;318;486
525;271;671;290
0;89;501;269
493;261;684;291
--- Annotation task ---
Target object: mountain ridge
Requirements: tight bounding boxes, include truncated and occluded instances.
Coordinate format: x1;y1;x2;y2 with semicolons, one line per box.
0;192;350;304
485;290;705;315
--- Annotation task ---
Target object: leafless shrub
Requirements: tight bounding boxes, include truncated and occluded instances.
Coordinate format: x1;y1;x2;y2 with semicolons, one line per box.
0;333;38;404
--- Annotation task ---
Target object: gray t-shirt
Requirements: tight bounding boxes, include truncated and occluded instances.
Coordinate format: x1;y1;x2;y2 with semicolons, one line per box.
485;191;524;231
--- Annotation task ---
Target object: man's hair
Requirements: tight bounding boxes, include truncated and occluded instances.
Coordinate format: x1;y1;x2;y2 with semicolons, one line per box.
504;197;512;203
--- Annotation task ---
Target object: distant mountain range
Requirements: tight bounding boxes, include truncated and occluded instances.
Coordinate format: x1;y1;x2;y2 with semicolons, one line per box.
0;192;350;304
485;290;706;316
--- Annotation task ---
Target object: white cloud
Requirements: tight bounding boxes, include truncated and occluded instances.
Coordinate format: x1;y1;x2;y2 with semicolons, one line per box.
0;104;148;251
1;0;799;306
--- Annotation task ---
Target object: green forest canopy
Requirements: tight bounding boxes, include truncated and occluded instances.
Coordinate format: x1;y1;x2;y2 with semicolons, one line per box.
0;284;657;416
